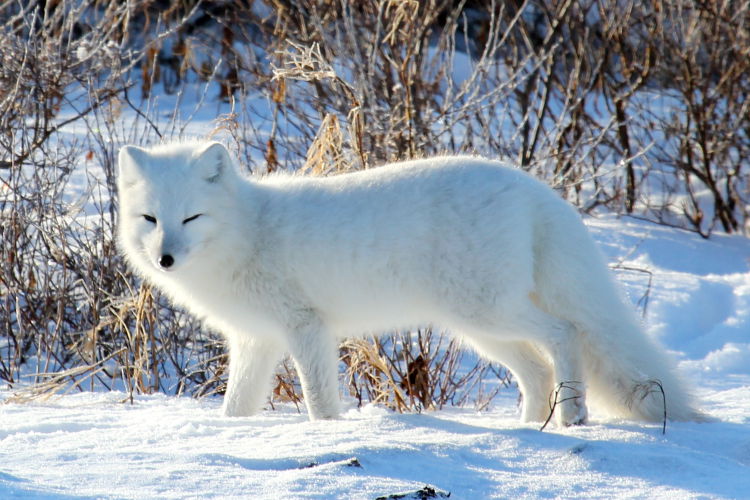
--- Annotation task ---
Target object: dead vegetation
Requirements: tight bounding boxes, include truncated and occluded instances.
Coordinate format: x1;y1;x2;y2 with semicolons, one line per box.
1;0;748;412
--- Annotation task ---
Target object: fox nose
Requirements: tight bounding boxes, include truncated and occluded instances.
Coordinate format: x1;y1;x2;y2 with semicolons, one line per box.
159;254;174;269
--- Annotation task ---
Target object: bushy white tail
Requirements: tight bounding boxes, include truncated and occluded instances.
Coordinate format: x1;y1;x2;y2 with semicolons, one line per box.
535;210;703;422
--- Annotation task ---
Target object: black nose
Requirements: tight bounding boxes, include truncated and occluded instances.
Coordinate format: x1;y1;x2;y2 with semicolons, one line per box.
159;254;174;269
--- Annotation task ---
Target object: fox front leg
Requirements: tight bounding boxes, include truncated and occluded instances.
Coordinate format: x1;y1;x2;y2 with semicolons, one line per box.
223;335;285;417
287;317;341;420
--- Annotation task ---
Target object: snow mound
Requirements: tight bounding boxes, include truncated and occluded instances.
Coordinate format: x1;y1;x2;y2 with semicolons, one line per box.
2;211;749;499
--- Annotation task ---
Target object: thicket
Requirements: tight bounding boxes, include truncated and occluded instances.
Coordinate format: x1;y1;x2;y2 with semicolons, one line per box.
1;0;748;410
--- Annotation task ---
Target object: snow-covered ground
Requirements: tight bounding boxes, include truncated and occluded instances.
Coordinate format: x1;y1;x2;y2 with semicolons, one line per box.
2;215;749;499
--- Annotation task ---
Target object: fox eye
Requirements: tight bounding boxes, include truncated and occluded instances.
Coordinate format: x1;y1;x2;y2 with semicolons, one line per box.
143;214;157;224
182;214;202;224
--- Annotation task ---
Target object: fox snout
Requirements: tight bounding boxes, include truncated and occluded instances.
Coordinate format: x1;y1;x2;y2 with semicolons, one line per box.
151;230;183;271
158;254;175;269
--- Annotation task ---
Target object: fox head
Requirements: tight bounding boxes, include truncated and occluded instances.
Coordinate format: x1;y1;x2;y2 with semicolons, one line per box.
117;142;236;275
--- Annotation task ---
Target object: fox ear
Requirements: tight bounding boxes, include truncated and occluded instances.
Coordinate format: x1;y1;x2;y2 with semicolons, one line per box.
118;145;150;189
193;142;232;183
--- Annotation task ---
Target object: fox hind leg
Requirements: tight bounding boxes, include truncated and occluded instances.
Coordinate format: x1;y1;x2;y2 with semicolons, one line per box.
468;303;588;426
464;338;554;423
511;307;588;427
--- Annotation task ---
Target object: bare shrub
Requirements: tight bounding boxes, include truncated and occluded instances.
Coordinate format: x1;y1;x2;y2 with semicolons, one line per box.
342;330;512;412
0;0;223;401
3;0;749;415
638;0;750;236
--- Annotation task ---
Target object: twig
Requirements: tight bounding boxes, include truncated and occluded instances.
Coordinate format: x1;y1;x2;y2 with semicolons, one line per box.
540;381;584;431
628;379;667;435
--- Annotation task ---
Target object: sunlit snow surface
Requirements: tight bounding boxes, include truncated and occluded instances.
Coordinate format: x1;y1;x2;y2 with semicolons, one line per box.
2;215;750;499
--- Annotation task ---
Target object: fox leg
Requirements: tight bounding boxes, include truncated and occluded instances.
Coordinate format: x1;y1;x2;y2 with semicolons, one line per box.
471;303;587;427
287;318;341;421
223;335;285;417
464;339;555;423
507;306;587;426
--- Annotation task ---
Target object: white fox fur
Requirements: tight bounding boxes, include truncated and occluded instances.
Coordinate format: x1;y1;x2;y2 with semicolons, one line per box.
117;141;702;426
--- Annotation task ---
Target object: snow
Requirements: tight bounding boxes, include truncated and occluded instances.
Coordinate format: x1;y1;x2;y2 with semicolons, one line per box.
2;215;750;499
4;43;750;497
3;386;750;499
587;216;750;373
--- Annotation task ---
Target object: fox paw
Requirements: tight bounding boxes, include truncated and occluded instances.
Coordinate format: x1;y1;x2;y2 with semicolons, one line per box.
553;381;588;427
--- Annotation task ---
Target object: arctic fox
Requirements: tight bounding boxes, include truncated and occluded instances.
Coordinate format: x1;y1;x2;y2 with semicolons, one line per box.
117;141;702;426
